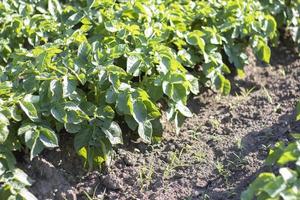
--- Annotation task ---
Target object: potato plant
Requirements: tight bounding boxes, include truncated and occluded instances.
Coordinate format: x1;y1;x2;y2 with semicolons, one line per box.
242;102;300;200
0;0;297;199
261;0;300;49
242;138;300;200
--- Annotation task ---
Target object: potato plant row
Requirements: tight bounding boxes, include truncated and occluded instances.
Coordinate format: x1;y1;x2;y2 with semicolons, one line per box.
0;0;299;199
242;102;300;200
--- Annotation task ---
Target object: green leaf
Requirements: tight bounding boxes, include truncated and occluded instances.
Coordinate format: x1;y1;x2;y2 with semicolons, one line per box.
64;123;81;134
23;75;38;92
74;127;92;152
0;113;9;143
280;188;300;200
143;100;161;119
276;142;300;165
264;15;277;38
66;110;82;124
80;101;97;116
174;112;185;135
18;123;36;136
214;74;231;95
62;76;76;98
87;0;95;9
105;87;117;104
278;151;298;165
132;100;147;123
13;168;32;186
172;84;188;102
151;118;163;141
0;81;12;96
296;101;300;121
158;56;172;74
0;162;5;176
176;101;192;117
51;103;67;123
146;80;163;101
96;105;115;120
279;168;297;183
186;31;206;53
241;173;276;200
9;105;22;121
127;55;141;76
111;44;127;58
39;127;58;148
30;138;44;160
78;42;91;61
186;74;199;95
66;11;84;27
104;20;119;32
19;101;39;122
33;47;62;71
101;121;123;145
98;138;112;166
48;0;56;18
0;148;17;170
262;176;286;198
19;188;38;200
49;0;62;16
223;79;231;96
24;128;44;160
138;120;152;143
124;115;138;131
117;92;133;114
24;129;37;147
265;142;285;165
0;124;9;144
224;44;248;77
50;80;63;101
163;82;187;102
253;37;271;63
0;113;9;126
24;94;40;104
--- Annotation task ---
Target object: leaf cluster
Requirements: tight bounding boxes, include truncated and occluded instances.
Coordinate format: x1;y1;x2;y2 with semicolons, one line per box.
261;0;300;50
0;0;298;199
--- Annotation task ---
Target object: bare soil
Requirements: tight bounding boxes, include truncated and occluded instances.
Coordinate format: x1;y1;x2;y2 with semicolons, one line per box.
20;43;300;200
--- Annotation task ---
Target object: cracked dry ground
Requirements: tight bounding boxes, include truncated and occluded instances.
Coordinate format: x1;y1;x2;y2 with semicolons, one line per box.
21;44;300;200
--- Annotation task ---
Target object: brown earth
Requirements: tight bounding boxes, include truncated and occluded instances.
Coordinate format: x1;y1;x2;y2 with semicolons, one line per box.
20;43;300;200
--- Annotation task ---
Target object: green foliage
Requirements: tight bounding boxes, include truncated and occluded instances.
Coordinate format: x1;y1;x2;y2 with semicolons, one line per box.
0;0;298;198
261;0;300;49
242;103;300;200
296;101;300;121
0;146;37;200
242;138;300;199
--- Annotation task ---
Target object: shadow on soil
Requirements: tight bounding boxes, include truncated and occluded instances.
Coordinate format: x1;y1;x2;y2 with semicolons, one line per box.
203;109;300;200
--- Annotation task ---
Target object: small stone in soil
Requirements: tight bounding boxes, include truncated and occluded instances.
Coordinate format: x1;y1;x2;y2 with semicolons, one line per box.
123;155;135;166
101;174;123;190
196;179;208;188
194;190;202;197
